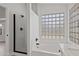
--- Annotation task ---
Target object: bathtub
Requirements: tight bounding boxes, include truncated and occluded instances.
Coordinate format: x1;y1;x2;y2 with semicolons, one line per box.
31;49;61;56
31;39;62;56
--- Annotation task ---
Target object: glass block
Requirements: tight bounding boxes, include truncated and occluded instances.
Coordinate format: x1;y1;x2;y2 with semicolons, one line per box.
49;22;52;24
45;22;49;24
56;18;59;21
53;36;55;39
42;22;45;24
56;25;59;28
49;25;52;28
76;28;79;32
56;36;59;39
46;15;49;18
74;39;76;43
56;21;59;24
42;19;45;21
60;18;64;20
52;18;55;21
52;14;56;17
49;15;52;17
60;21;64;24
42;15;45;18
53;22;56;24
60;25;63;27
41;13;64;40
76;39;78;44
52;25;55;28
51;22;53;24
46;36;48;38
60;13;64;16
60;36;64;39
49;36;52;39
49;19;52;21
56;14;60;17
46;19;49;21
46;25;49;28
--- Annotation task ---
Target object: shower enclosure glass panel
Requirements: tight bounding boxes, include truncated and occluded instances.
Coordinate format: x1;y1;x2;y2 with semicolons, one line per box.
13;14;27;54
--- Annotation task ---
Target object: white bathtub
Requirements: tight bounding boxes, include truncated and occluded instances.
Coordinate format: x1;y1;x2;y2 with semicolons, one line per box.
31;39;62;56
31;49;61;56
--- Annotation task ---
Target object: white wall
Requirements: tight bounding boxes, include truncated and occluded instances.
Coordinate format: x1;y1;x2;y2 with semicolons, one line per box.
0;6;6;18
37;3;69;53
68;3;75;10
0;3;30;56
0;6;6;42
30;4;39;51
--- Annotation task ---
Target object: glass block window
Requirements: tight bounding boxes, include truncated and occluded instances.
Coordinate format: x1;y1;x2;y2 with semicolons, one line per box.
41;13;64;39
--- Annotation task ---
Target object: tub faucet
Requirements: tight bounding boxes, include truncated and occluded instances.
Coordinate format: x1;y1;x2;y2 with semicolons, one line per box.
35;38;39;45
35;38;38;42
35;38;39;48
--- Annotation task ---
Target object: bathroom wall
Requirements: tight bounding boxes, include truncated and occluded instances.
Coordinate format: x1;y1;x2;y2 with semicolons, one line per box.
0;3;30;56
0;6;6;18
68;3;75;10
0;21;5;42
68;3;79;47
37;3;69;53
30;4;39;51
31;3;38;15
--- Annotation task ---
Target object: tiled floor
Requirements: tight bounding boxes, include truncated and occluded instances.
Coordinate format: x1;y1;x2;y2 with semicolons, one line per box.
0;42;5;56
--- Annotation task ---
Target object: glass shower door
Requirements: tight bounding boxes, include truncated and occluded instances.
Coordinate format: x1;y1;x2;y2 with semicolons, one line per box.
13;14;27;54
